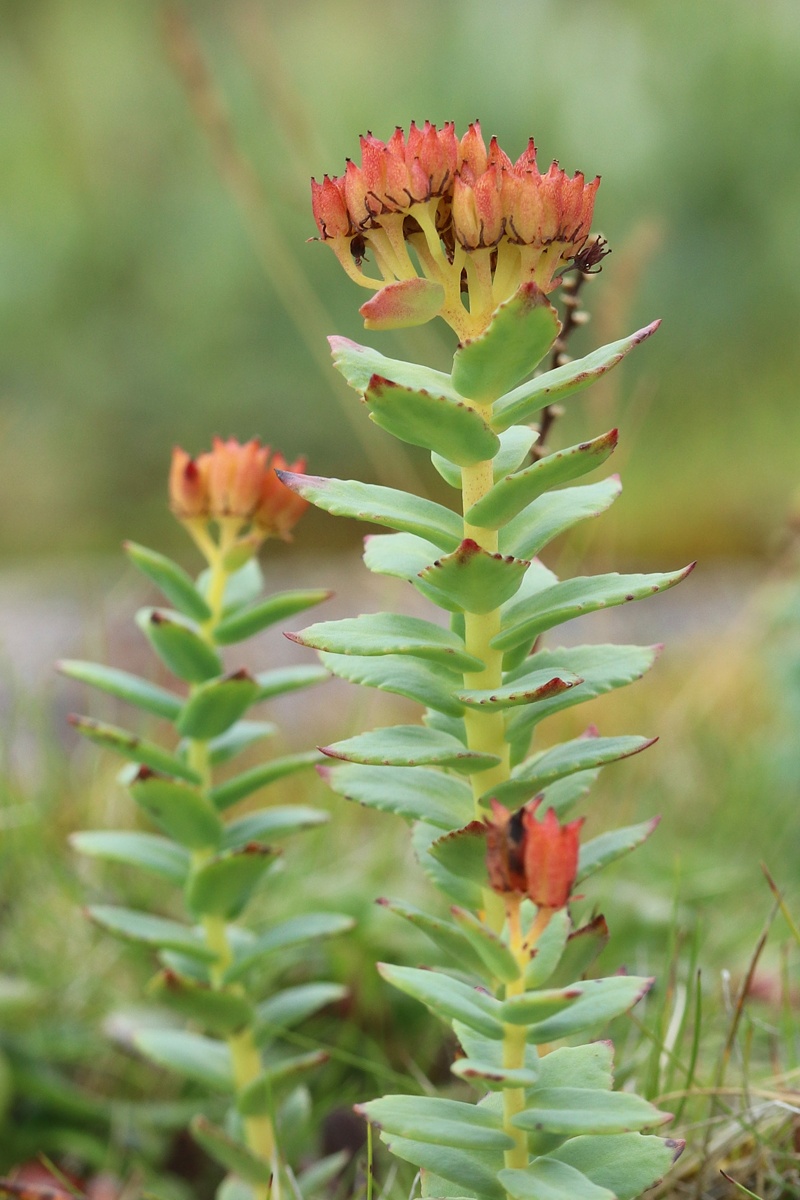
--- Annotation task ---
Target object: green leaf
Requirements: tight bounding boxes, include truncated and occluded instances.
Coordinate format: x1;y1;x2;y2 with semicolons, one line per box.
413;821;483;909
452;284;560;403
129;769;223;849
499;1160;614;1200
71;830;189;886
500;478;621;560
506;645;661;745
136;608;223;683
214;588;332;644
186;845;278;919
211;751;322;811
523;910;571;989
291;613;483;671
491;320;660;432
458;667;582;712
450;906;520;983
133;1029;233;1091
508;975;653;1042
417;541;530;614
253;982;348;1045
125;541;212;622
254;665;329;700
514;1088;671;1136
537;770;600;815
379;897;488;976
547;916;610;987
364;376;500;466
223;806;329;850
499;985;585;1026
382;1134;504;1199
378;963;503;1039
58;660;182;721
466;430;618;530
321;725;499;773
176;672;260;740
198;558;264;616
319;650;463;717
363;531;439;580
577;818;661;883
237;1051;328;1115
70;716;200;783
224;912;354;984
295;1152;351;1199
428;823;489;891
149;970;254;1035
494;566;694;651
278;473;461;550
329;333;461;399
432;426;538;490
451;1059;538;1091
535;1042;613;1090
321;763;473;829
548;1133;682;1200
489;734;656;808
206;720;277;765
190;1115;271;1184
87;905;216;960
358;1094;513;1150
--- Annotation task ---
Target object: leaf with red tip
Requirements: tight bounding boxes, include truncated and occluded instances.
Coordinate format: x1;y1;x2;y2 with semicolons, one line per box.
486;734;657;808
321;725;500;774
360;277;445;329
500;477;622;559
329;334;458;398
417;540;530;614
576;818;661;883
451;283;560;403
364;375;500;466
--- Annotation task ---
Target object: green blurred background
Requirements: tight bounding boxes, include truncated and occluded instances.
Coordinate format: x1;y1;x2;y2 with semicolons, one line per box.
2;0;799;566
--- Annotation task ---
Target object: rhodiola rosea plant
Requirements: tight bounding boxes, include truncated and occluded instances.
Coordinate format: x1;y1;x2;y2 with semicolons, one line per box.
280;121;692;1200
61;439;353;1196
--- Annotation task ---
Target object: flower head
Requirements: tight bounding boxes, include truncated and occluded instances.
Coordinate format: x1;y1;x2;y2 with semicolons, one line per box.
486;798;584;911
310;122;606;338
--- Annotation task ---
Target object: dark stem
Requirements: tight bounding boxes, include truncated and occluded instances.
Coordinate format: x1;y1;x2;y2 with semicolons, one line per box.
533;271;593;458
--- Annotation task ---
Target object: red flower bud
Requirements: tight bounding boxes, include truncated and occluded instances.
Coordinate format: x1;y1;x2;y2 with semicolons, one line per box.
486;798;584;911
169;447;210;518
311;174;353;240
254;452;309;540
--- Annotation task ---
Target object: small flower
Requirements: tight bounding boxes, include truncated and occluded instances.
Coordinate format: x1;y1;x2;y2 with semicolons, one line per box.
254;450;309;541
486;798;584;911
169;447;210;518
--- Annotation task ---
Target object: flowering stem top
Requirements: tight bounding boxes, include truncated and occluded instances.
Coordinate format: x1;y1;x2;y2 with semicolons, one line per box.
311;121;606;340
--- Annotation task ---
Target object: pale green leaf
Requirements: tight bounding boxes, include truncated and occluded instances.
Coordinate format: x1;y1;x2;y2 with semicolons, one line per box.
321;725;499;773
190;1115;271;1184
136;607;222;683
417;542;529;614
319;650;464;717
71;830;189;886
292;612;482;671
210;751;323;811
500;478;621;560
358;1094;513;1149
58;659;182;721
125;541;211;622
452;284;560;403
548;1133;682;1200
378;963;503;1039
214;588;332;644
134;1029;233;1090
321;762;473;829
499;1160;613;1200
329;334;460;398
365;376;500;465
514;1088;671;1135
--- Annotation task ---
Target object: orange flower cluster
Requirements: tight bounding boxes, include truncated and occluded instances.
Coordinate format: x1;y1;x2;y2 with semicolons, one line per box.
169;438;308;541
486;798;584;911
311;121;605;338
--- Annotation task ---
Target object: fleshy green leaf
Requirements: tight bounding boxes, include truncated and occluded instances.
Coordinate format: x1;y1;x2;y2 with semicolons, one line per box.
500;478;622;560
428;823;489;891
87;905;216;960
363;531;439;581
125;541;212;622
149;970;254;1035
499;985;585;1026
291;613;482;671
58;660;182;721
452;284;560;403
506;975;653;1042
547;916;611;987
321;725;499;773
450;906;520;983
237;1051;329;1115
321;762;473;829
417;541;530;614
378;963;503;1039
189;1115;271;1184
133;1029;233;1090
466;430;618;530
488;734;656;808
378;897;488;977
71;830;189;886
319;651;463;717
451;1059;538;1091
277;473;461;550
253;982;347;1045
413;821;483;908
383;1134;504;1199
364;376;500;466
360;276;445;329
206;720;277;765
432;425;538;490
253;665;329;701
577;818;661;882
494;566;694;651
185;845;278;919
222;806;328;850
70;716;200;783
549;1134;684;1200
129;769;223;849
214;589;332;644
224;912;355;984
176;672;259;740
457;667;582;712
210;751;323;811
514;1088;671;1136
499;1160;614;1200
358;1095;513;1150
136;608;223;683
523;910;571;989
491;321;661;432
329;334;460;399
535;1042;614;1090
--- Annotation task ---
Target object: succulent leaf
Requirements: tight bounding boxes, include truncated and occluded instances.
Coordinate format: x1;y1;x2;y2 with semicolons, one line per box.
58;660;182;721
189;1115;271;1184
358;1094;514;1150
329;334;459;399
176;673;260;740
499;477;622;559
136;608;223;682
416;540;530;614
186;845;279;919
125;541;212;622
321;763;473;829
71;830;190;886
133;1029;234;1091
321;725;500;773
129;770;224;849
364;376;500;465
291;612;483;670
377;963;504;1040
214;589;332;644
451;284;560;403
210;751;323;811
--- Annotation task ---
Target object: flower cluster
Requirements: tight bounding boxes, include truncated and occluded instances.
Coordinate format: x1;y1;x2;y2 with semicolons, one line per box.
486;797;584;911
169;437;308;543
311;121;606;338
